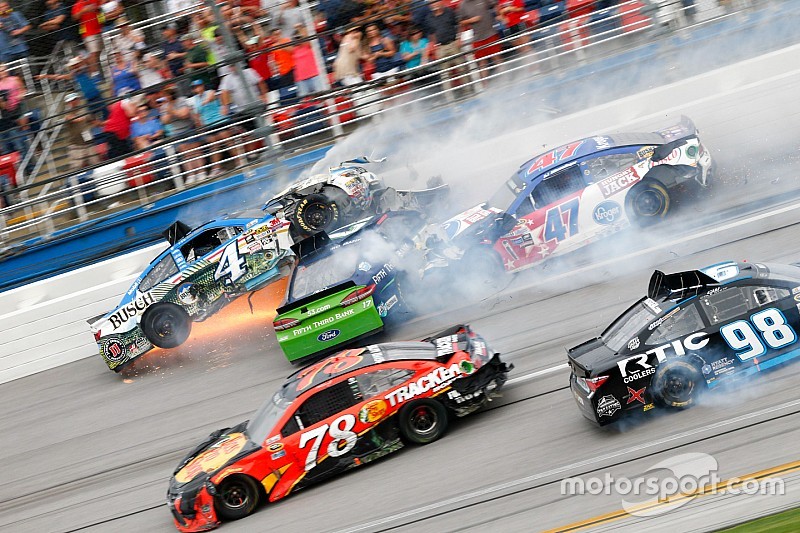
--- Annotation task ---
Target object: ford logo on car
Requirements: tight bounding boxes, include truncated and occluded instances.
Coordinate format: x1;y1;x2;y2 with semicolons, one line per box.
593;200;622;225
318;329;341;342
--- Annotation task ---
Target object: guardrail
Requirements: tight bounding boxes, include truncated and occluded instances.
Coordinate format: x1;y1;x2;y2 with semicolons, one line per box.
0;0;756;248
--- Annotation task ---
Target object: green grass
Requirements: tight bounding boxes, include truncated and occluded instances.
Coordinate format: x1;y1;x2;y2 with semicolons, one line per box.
718;507;800;532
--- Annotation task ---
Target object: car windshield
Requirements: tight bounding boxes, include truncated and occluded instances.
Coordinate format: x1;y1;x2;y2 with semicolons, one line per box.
488;173;525;209
601;298;659;352
290;246;361;300
246;391;293;444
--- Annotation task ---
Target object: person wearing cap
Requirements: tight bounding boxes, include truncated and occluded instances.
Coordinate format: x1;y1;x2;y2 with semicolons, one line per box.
188;79;241;178
112;17;145;62
64;93;100;171
102;94;141;159
138;52;167;90
38;56;108;120
183;33;215;88
71;0;103;74
161;23;186;79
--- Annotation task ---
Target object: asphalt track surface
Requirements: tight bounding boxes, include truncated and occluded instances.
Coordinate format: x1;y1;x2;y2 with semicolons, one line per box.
3;47;800;533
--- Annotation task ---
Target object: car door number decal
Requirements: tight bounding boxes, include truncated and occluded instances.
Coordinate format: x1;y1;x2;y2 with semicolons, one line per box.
544;197;580;242
720;308;797;361
214;241;247;283
299;414;358;471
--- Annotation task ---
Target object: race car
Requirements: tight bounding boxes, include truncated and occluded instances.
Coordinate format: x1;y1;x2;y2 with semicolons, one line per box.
166;325;511;532
263;156;449;236
436;116;713;275
89;213;294;372
568;261;800;425
273;210;428;363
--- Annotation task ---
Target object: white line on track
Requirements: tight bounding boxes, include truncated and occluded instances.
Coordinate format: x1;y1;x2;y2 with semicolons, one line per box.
505;363;569;387
335;396;800;533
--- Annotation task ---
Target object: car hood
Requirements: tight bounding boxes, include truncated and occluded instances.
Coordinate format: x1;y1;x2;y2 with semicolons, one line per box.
172;427;258;487
271;173;331;200
441;203;504;240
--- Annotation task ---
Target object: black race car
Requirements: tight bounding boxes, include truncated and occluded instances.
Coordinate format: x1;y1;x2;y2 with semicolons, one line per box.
568;261;800;425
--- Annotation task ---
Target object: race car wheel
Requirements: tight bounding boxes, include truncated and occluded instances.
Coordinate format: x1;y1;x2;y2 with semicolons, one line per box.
399;399;449;445
294;191;343;234
651;359;704;408
460;247;507;294
627;181;670;226
140;303;191;349
214;475;260;521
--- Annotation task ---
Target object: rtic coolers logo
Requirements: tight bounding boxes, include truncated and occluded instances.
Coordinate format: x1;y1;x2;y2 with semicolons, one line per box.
108;292;156;329
593;201;622;225
318;329;341;342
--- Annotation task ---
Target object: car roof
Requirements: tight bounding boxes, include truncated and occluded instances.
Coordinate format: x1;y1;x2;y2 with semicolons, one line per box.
519;132;665;179
279;342;439;401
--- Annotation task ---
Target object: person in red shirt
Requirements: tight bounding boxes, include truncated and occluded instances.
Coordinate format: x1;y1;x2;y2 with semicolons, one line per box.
103;95;142;159
71;0;103;73
497;0;530;57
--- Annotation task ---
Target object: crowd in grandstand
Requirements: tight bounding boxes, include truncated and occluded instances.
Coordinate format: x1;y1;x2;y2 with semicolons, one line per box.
0;0;713;206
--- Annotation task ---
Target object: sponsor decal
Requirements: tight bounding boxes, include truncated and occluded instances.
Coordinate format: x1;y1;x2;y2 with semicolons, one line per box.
271;450;287;460
247;241;263;254
643;403;655;412
318;329;341;342
434;335;458;357
266;435;280;445
573;390;585;406
627;337;640;351
384;363;464;406
593;201;622;225
367;344;385;363
358;261;372;272
174;433;248;483
593;136;612;150
648;306;681;330
598;167;641;199
108;292;156;330
793;294;800;302
702;364;712;375
106;340;125;362
597;395;621;417
636;146;655;160
710;357;736;375
372;263;394;284
626;386;646;405
617;332;710;383
792;286;800;295
447;388;483;404
377;295;398;317
643;298;663;314
177;283;197;305
307;304;331;316
358;399;388;423
267;442;284;452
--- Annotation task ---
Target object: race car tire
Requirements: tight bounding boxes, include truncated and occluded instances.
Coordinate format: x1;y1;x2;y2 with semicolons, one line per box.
651;358;704;408
460;246;507;294
398;399;449;445
626;180;670;226
214;475;261;521
294;192;342;234
140;303;191;349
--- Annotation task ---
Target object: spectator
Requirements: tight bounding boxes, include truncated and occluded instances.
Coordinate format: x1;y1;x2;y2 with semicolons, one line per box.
218;65;267;114
399;25;430;71
112;17;146;62
0;63;28;157
0;1;31;63
207;28;227;71
159;87;204;183
459;0;500;80
161;23;186;80
137;52;167;90
188;79;241;178
130;103;164;150
239;32;271;83
276;0;303;36
63;93;100;171
496;0;529;57
110;51;141;96
291;24;322;96
99;0;124;31
318;0;363;31
265;27;295;94
424;0;465;77
183;33;214;88
71;0;103;74
103;94;141;159
332;26;364;87
364;23;399;80
38;56;108;119
39;0;70;50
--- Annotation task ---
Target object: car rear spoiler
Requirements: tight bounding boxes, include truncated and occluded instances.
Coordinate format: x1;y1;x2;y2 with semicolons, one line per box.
648;269;719;301
275;280;356;316
291;231;331;259
162;220;193;246
655;115;697;143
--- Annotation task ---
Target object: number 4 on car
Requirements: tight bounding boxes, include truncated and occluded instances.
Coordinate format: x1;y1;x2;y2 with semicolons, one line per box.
167;326;512;532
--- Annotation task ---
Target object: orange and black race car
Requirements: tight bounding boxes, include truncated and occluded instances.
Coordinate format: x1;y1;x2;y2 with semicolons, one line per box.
166;325;512;531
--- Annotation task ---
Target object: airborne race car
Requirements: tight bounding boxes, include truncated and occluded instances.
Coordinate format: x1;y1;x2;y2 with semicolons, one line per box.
263;156;449;236
569;261;800;425
435;116;714;275
167;326;511;532
89;214;293;372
